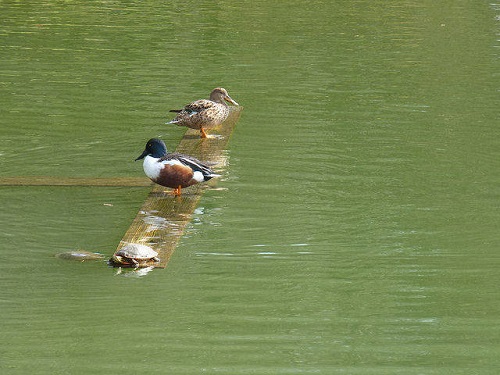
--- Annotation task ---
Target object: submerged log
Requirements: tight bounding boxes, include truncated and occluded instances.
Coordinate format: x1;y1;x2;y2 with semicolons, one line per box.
111;107;242;269
0;176;151;187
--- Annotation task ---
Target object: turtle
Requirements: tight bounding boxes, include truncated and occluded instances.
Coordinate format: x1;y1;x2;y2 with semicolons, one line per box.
111;243;160;268
56;250;104;261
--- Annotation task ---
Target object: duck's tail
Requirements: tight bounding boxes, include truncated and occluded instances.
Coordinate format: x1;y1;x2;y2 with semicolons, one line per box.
203;172;221;181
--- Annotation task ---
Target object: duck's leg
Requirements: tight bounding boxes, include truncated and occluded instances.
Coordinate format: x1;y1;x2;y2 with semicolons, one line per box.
200;127;208;138
172;185;182;196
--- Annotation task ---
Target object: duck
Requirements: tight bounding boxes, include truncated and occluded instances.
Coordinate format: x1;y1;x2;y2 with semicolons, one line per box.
135;138;220;196
167;87;239;138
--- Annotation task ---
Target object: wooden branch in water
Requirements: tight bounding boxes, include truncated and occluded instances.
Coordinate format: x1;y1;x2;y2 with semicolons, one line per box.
0;176;151;187
111;107;243;269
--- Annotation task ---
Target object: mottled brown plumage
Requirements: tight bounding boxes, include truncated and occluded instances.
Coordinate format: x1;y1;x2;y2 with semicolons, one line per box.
167;87;239;138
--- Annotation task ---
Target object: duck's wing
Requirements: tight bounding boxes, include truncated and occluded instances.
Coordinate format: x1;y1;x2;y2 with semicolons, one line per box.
168;99;217;124
174;99;215;115
161;153;216;176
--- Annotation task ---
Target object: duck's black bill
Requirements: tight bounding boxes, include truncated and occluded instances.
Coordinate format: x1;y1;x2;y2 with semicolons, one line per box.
135;149;148;161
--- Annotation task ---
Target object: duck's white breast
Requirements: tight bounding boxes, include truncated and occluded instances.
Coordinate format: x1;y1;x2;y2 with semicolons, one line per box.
142;156;160;179
143;156;185;180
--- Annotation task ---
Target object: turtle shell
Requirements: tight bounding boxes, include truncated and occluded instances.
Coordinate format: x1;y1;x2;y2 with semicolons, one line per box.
115;243;158;260
56;250;104;261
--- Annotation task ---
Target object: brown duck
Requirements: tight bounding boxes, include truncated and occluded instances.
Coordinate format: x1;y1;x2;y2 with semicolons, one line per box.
167;87;239;138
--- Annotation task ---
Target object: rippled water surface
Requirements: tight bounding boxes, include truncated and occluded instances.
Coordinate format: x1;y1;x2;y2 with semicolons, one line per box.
1;1;499;374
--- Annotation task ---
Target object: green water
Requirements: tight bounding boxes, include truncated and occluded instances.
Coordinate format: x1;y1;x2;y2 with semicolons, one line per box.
1;1;499;374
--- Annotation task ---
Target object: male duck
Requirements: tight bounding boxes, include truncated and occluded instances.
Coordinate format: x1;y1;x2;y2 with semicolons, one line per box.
135;138;220;196
167;87;239;138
